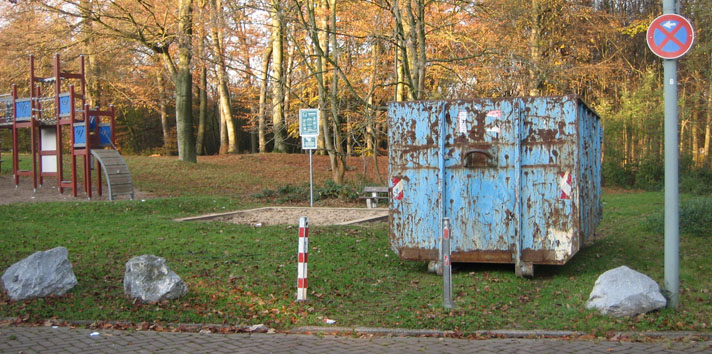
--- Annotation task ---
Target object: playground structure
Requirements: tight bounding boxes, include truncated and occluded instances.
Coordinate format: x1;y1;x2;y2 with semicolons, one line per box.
3;54;133;200
0;92;12;170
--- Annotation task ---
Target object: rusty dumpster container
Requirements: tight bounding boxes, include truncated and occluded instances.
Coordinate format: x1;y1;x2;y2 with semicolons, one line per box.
388;95;602;276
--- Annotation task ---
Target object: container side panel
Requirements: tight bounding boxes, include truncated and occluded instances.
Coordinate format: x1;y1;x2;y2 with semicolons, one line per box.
443;100;517;260
388;96;601;267
389;101;442;260
577;102;603;247
519;97;579;263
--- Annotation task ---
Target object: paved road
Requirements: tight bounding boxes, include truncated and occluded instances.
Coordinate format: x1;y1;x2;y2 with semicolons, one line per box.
2;326;711;354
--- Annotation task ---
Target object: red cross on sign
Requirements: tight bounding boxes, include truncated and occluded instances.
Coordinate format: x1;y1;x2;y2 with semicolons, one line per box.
647;14;694;59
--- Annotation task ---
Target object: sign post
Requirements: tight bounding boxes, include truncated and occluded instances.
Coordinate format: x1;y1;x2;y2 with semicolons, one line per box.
442;217;454;309
299;109;320;207
646;5;694;309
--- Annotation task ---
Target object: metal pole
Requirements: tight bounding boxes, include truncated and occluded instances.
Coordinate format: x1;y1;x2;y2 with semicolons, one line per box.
514;102;524;276
309;149;314;207
442;217;454;308
437;103;446;271
663;0;679;309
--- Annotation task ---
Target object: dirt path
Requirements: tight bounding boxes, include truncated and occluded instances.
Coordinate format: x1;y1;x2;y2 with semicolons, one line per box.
0;174;151;205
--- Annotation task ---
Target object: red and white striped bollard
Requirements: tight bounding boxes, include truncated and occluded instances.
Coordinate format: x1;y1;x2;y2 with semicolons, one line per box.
297;216;309;301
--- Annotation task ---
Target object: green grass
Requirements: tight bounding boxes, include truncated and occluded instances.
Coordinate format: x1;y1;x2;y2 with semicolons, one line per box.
1;155;711;333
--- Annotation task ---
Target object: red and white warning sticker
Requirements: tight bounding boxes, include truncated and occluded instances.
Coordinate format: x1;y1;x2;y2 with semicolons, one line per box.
559;171;572;200
392;177;404;200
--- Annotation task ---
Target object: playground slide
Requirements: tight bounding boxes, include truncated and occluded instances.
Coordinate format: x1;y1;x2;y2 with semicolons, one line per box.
90;149;134;200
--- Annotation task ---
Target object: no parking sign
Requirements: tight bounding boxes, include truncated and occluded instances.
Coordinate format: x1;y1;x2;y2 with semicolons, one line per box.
647;14;694;59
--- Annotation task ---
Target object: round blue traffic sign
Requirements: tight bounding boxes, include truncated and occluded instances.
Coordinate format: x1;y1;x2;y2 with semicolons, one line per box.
647;14;695;59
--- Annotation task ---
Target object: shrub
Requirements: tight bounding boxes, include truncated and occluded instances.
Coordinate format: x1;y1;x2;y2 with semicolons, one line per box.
316;180;358;200
634;156;663;191
679;168;712;195
645;197;712;237
602;159;635;188
252;181;359;203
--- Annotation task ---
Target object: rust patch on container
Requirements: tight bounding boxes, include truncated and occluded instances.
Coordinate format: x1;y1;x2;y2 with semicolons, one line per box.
398;247;438;261
452;250;512;263
398;247;515;264
522;249;568;265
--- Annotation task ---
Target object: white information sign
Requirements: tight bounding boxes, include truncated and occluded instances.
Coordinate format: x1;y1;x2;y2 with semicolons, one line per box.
299;109;320;137
299;109;320;207
301;136;317;150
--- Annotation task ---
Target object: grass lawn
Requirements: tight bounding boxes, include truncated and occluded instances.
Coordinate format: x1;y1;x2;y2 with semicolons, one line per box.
1;154;710;334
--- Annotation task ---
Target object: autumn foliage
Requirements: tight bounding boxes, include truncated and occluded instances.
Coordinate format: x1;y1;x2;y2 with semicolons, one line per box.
0;0;710;186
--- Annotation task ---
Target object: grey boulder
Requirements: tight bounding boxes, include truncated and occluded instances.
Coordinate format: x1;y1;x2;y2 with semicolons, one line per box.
124;255;187;303
1;247;78;301
585;265;667;317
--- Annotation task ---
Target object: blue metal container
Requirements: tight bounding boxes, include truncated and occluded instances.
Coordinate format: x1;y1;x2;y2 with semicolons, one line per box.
388;95;602;276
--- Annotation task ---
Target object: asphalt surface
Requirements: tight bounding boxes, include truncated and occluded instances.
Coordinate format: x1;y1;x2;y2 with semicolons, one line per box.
2;325;711;353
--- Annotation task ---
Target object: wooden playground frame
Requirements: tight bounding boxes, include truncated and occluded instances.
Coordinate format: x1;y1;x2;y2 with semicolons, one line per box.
1;54;130;200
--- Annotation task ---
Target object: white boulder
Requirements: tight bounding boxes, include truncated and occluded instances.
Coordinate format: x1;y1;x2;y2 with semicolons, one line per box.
124;255;187;303
585;265;667;317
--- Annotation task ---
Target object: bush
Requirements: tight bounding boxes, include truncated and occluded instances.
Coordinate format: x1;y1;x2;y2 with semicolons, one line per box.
252;181;359;203
645;197;712;237
634;156;663;191
679;168;712;195
275;184;310;203
602;159;635;188
316;180;358;200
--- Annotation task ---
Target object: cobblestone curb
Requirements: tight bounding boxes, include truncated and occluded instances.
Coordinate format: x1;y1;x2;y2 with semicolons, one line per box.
3;318;712;341
290;326;712;341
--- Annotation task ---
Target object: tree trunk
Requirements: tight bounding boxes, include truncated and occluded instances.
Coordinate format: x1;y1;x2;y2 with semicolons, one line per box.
404;0;425;99
271;0;287;153
391;0;426;100
283;42;294;136
174;0;196;162
219;99;228;154
395;41;405;101
680;118;687;154
196;64;207;155
154;57;173;154
391;0;413;101
258;45;272;153
366;40;380;155
210;0;238;153
704;79;712;167
691;111;699;165
237;19;256;154
346;111;352;156
528;0;542;96
307;0;336;171
623;125;629;166
215;74;235;153
195;13;207;156
328;0;346;183
80;0;100;107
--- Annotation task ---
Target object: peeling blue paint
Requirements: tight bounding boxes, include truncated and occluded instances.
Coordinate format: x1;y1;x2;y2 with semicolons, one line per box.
388;96;602;272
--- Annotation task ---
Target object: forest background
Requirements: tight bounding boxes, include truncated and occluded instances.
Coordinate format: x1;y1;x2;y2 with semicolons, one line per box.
0;0;710;191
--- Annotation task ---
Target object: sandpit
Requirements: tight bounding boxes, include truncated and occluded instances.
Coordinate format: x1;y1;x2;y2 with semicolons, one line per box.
175;207;388;226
